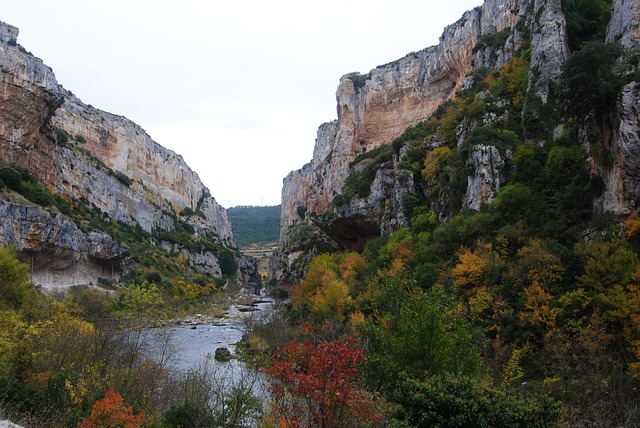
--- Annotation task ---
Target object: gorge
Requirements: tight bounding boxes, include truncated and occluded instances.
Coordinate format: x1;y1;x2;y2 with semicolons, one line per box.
2;0;640;425
271;0;640;286
0;21;258;290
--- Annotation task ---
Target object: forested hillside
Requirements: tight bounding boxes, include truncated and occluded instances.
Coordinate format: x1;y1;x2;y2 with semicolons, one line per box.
227;205;281;246
250;0;640;426
1;0;640;426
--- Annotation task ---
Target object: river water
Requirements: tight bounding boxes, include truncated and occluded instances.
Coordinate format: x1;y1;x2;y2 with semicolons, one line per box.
146;295;275;372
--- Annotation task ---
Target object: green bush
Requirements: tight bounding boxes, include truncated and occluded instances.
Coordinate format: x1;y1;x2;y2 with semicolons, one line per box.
344;72;369;91
180;207;206;219
462;125;519;157
111;170;133;187
53;127;69;145
361;280;483;391
217;250;237;275
389;374;561;428
336;145;394;204
401;192;421;221
562;0;613;50
164;401;215;427
473;28;512;54
0;163;54;206
560;41;625;118
0;167;22;190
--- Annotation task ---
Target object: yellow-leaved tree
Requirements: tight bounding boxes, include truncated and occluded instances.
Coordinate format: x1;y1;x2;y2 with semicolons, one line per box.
0;245;36;311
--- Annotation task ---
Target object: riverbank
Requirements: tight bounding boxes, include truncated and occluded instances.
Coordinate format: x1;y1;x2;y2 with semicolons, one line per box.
144;287;277;370
159;290;275;327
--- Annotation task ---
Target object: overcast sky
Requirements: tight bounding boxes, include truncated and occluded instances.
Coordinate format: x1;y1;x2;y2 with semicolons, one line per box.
1;0;481;208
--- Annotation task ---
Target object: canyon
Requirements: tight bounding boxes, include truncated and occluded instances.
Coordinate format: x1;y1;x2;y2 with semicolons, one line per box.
0;21;252;289
271;0;640;285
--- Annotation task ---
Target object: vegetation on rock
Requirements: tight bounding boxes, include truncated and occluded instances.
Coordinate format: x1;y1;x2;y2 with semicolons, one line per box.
249;10;640;426
2;1;640;426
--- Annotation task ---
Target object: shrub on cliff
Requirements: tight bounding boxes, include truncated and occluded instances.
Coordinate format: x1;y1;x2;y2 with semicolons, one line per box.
562;0;613;51
560;41;626;119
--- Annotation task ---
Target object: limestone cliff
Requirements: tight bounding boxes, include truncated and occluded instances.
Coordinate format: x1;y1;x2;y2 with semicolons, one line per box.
0;21;240;288
272;0;640;284
274;0;535;283
594;0;640;215
0;197;131;289
50;91;233;243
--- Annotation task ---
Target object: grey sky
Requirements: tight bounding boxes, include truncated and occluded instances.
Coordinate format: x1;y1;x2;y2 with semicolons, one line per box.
1;0;482;207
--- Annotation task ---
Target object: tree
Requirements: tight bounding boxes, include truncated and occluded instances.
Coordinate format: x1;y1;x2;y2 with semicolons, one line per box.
562;0;613;50
624;211;640;241
453;241;503;295
0;245;35;311
263;326;382;428
361;281;483;391
560;41;625;119
576;241;637;293
168;358;263;428
422;146;451;183
291;254;339;315
116;282;166;369
291;253;356;322
310;278;352;322
76;388;144;428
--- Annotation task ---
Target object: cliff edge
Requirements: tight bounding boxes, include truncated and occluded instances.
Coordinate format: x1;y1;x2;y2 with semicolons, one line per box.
272;0;640;285
0;21;256;289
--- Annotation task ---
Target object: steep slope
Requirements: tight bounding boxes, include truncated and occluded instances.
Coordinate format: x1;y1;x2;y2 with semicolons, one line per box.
271;0;640;285
596;0;640;214
0;21;254;289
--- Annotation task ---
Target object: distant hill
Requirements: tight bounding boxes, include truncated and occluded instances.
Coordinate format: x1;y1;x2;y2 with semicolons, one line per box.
227;205;281;246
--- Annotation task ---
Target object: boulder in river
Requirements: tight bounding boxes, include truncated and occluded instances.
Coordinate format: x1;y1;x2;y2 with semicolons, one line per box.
214;347;232;362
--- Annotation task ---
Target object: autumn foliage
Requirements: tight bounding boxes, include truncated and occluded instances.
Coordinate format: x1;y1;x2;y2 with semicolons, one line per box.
263;326;382;427
76;389;144;428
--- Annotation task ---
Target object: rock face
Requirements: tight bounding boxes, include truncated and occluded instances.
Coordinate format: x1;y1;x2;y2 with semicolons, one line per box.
50;91;233;244
465;145;508;211
0;23;62;188
279;0;560;229
528;0;570;102
274;0;535;281
0;21;238;287
0;198;131;288
595;0;640;215
272;0;640;283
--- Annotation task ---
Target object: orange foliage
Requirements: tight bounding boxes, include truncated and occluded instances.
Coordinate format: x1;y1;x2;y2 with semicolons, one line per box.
389;238;414;277
76;388;144;428
291;254;338;313
519;281;559;331
293;253;356;321
422;146;451;183
338;252;366;284
310;278;352;322
453;242;498;291
625;211;640;239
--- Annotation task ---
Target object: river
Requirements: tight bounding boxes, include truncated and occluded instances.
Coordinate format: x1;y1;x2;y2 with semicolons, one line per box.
145;294;275;372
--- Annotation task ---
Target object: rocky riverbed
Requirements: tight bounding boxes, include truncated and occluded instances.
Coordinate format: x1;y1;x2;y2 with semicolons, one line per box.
146;292;275;371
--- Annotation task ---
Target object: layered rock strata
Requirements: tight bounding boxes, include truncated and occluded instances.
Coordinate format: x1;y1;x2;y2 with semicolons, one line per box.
0;21;238;287
273;0;640;283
